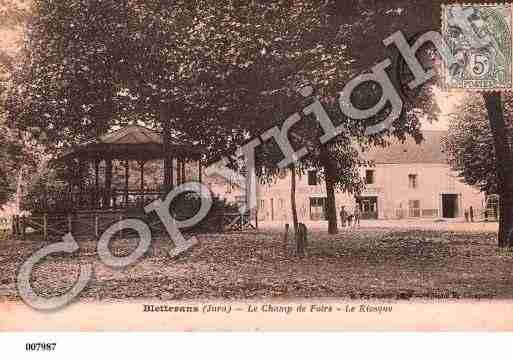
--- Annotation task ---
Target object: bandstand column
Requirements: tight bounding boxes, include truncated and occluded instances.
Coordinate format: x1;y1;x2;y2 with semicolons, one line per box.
139;161;145;192
169;157;174;190
164;156;175;192
65;160;73;194
124;160;130;206
198;158;203;197
77;158;85;193
94;159;100;209
77;158;86;208
138;160;146;207
181;160;186;184
94;159;100;190
104;157;113;208
176;159;182;185
198;159;202;183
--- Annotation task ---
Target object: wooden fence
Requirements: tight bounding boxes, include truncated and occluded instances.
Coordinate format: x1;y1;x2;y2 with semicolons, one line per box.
11;208;257;241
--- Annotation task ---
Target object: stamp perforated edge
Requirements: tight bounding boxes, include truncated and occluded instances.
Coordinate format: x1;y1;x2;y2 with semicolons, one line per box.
441;2;513;92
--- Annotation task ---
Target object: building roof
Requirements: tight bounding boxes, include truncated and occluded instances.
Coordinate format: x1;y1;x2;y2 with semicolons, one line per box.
57;124;204;161
362;131;448;164
97;124;164;145
81;124;195;146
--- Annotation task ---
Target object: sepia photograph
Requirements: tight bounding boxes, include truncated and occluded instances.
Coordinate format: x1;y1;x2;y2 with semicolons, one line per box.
0;1;513;355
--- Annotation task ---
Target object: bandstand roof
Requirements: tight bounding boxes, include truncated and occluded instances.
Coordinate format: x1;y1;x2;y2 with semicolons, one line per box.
58;124;204;162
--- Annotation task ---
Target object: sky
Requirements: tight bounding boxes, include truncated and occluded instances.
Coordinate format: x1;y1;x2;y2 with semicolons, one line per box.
0;0;28;57
421;87;465;131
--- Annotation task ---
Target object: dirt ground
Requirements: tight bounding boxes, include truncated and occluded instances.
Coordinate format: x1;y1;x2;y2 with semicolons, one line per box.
0;226;512;301
259;219;500;232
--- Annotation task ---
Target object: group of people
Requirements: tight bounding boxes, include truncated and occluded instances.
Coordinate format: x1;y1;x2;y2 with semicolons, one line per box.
339;205;361;228
464;206;475;223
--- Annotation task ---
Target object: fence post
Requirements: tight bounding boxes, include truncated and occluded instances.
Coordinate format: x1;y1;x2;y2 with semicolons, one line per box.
43;214;48;241
283;223;289;250
16;215;20;238
11;216;16;238
221;209;225;233
119;213;123;239
95;213;99;239
21;216;26;241
67;214;72;234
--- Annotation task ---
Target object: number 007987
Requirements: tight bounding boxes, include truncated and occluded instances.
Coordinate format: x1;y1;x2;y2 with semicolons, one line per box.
25;343;57;351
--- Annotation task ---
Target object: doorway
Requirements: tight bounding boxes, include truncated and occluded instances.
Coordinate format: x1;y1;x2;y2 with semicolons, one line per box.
356;196;378;219
309;197;327;221
485;195;499;221
442;194;459;218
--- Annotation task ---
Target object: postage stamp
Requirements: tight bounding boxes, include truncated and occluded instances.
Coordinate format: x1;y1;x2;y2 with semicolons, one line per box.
442;3;513;90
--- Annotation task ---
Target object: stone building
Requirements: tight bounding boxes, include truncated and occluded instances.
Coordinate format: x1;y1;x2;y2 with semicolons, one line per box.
256;131;486;222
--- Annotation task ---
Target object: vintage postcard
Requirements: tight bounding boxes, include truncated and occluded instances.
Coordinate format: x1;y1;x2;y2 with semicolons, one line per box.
1;0;513;356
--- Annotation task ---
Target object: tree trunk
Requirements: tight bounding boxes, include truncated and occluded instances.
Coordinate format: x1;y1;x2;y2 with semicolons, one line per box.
320;147;338;234
283;223;289;250
483;92;513;247
290;164;304;256
290;165;298;233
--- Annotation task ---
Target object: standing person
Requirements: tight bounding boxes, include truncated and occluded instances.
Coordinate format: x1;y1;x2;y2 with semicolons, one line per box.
469;206;474;223
354;204;361;227
347;209;353;227
464;208;469;222
339;206;347;228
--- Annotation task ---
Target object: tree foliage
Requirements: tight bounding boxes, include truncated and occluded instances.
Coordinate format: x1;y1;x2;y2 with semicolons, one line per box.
5;0;452;225
446;94;504;194
0;0;32;207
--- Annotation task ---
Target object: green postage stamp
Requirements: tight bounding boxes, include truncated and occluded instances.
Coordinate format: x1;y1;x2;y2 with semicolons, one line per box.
442;3;513;90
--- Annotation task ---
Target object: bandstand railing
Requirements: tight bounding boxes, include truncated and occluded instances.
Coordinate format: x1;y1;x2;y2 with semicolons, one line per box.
14;186;255;241
24;187;168;214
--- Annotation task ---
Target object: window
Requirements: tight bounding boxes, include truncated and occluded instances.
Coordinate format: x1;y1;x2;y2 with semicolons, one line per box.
279;198;285;209
408;200;421;217
408;174;418;189
308;170;318;186
310;197;326;207
365;170;375;185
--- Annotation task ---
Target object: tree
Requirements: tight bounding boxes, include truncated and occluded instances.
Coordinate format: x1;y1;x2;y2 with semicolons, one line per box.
446;95;498;194
7;0;136;148
447;92;513;247
406;0;513;247
0;0;31;208
289;164;300;253
483;93;513;247
117;0;371;238
8;0;440;237
213;1;436;235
